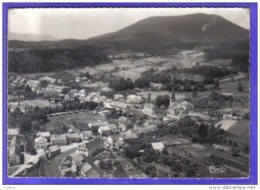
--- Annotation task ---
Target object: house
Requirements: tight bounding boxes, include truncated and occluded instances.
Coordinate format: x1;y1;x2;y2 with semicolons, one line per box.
126;94;143;104
8;128;19;140
98;126;111;136
118;123;127;132
9;136;24;166
8;95;25;102
106;135;124;148
66;133;82;144
69;89;78;97
110;102;129;110
233;92;249;102
46;84;70;93
35;136;48;149
109;124;117;132
19;78;27;85
133;125;157;135
121;130;138;142
37;131;51;142
118;116;127;123
10;136;24;152
142;103;155;116
150;82;163;90
72;153;87;172
26;80;40;92
75;77;83;83
36;87;45;95
60;156;73;176
50;134;68;146
78;89;86;98
48;145;61;158
9;145;22;166
180;50;196;56
151;142;165;151
101;87;113;92
80;131;94;141
167;102;186;119
77;138;105;157
80;162;100;178
89;121;108;131
114;94;124;101
223;114;233;120
53;85;70;93
39;76;56;84
180;101;194;113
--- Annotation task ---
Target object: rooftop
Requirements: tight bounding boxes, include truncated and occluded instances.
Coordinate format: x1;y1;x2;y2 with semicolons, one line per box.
37;131;50;138
49;145;61;153
99;126;111;131
151;142;165;151
8;128;19;136
80;138;104;150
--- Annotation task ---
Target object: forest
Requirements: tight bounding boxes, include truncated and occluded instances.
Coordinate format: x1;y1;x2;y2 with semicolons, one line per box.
8;47;110;74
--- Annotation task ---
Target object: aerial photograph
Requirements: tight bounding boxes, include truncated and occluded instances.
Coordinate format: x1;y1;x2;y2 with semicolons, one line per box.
7;8;250;178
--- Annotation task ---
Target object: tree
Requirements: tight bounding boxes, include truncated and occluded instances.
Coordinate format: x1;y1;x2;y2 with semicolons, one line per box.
148;93;151;101
155;95;170;108
192;90;198;98
214;80;220;90
237;82;244;92
171;90;176;102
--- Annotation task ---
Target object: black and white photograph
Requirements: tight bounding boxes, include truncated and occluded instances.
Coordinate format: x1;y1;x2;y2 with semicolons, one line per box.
7;7;251;179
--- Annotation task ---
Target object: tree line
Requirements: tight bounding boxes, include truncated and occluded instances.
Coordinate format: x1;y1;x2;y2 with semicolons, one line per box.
8;47;110;74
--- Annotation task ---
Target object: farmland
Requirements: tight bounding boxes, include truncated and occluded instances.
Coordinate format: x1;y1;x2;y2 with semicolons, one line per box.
220;79;249;93
42;111;106;133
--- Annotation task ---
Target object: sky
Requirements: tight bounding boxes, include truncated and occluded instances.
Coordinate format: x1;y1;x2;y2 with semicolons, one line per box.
8;8;250;40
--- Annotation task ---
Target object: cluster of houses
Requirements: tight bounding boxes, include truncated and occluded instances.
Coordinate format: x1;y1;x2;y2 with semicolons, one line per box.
8;128;24;166
59;152;101;177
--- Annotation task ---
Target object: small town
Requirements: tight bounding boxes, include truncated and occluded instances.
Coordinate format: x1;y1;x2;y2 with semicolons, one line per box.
7;48;250;178
6;9;251;180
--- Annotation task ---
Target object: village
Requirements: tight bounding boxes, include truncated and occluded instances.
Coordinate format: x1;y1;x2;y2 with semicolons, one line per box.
7;50;250;178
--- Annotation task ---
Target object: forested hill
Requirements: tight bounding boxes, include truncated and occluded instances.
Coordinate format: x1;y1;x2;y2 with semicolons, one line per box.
8;47;110;74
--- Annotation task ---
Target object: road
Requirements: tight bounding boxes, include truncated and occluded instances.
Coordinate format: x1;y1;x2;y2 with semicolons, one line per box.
47;148;76;177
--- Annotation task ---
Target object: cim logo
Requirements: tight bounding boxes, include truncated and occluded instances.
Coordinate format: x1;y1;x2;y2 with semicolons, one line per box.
209;165;229;174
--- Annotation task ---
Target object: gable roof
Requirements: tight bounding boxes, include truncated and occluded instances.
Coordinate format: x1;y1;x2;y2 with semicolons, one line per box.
49;145;60;153
35;136;47;143
50;134;67;141
122;130;138;140
66;133;81;139
37;131;50;138
80;162;92;173
151;142;165;151
9;144;21;157
108;134;121;142
81;131;94;138
99;126;111;131
8;128;19;136
72;153;87;166
90;121;108;127
81;138;104;150
10;136;23;147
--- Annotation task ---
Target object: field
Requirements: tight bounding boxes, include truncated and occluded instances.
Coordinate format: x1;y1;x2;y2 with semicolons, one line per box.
208;59;232;67
220;79;249;93
42;111;106;133
136;90;187;101
227;119;249;138
214;120;237;131
80;81;109;88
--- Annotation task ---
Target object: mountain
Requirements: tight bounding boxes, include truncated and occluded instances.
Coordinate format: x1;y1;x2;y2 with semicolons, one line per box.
8;33;57;41
9;13;249;53
86;13;249;51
